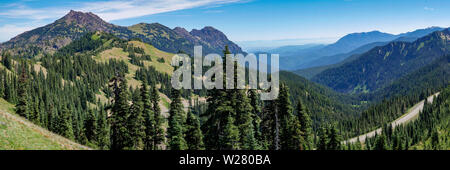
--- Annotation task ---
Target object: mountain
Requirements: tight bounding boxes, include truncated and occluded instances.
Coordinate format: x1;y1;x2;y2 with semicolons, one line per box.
173;26;244;55
363;55;450;102
189;26;244;54
279;27;445;70
278;31;398;70
278;71;361;124
0;10;127;55
320;31;397;56
294;27;446;78
0;10;244;57
312;28;450;93
395;26;445;42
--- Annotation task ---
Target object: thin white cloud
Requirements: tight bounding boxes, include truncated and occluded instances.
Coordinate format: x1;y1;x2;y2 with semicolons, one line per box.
0;0;246;42
0;0;245;22
0;24;35;42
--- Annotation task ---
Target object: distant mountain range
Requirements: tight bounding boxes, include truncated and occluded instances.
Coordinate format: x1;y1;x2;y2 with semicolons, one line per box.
312;28;450;93
266;27;444;70
0;10;243;57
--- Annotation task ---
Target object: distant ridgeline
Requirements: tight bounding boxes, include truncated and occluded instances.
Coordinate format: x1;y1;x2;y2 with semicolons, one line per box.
0;10;244;58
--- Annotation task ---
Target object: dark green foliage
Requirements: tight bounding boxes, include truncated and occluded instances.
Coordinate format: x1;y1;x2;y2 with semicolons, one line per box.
110;75;132;150
157;57;165;63
58;107;75;140
313;29;450;93
97;108;110;150
140;83;155;150
135;66;171;96
185;109;205;150
362;85;450;150
296;99;313;149
151;85;165;150
167;89;187;150
1;52;12;70
84;109;98;144
16;61;29;118
129;89;146;149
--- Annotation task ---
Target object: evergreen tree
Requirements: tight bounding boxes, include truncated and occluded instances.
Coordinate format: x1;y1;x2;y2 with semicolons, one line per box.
297;99;313;149
97;108;110;150
16;61;29;118
185;109;205;150
30;96;41;125
59;107;75;140
129;89;146;150
110;75;132;150
85;109;98;144
151;85;164;150
236;89;258;150
374;134;387;150
318;126;328;150
288;117;305;150
327;124;341;150
141;83;155;150
261;99;279;150
248;89;263;148
1;52;12;70
167;89;187;150
221;113;240;150
277;83;296;149
431;129;440;150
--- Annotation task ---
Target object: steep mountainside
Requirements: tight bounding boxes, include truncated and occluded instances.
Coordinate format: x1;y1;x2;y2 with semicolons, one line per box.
0;10;129;56
0;10;243;57
312;28;450;93
0;98;88;150
362;55;450;102
188;26;244;54
279;71;362;126
279;31;398;70
279;27;444;70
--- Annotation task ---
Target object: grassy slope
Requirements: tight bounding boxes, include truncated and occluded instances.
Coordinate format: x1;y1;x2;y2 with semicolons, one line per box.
0;98;88;150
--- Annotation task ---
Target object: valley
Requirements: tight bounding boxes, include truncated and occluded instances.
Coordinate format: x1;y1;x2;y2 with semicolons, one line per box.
0;9;448;151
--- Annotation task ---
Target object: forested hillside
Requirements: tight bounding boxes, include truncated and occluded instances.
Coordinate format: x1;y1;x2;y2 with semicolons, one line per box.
0;10;243;58
345;85;450;150
313;29;450;93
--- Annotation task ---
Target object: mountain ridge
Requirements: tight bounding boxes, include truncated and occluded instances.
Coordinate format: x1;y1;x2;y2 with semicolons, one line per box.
312;28;450;93
0;10;244;57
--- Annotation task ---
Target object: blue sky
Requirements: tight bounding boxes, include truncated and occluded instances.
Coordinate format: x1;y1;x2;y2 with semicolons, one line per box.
0;0;449;43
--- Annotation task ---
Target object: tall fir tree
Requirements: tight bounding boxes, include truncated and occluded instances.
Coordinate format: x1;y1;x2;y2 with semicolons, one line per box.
248;89;263;149
129;89;146;150
110;75;132;150
236;89;258;150
151;85;164;150
85;109;98;144
58;107;75;140
185;109;205;150
327;124;341;150
97;108;110;150
16;61;29;119
296;99;313;149
140;83;155;150
167;89;187;150
318;125;328;150
277;83;296;150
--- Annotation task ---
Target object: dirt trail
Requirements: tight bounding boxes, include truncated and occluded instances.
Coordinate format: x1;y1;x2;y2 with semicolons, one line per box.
344;92;440;144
